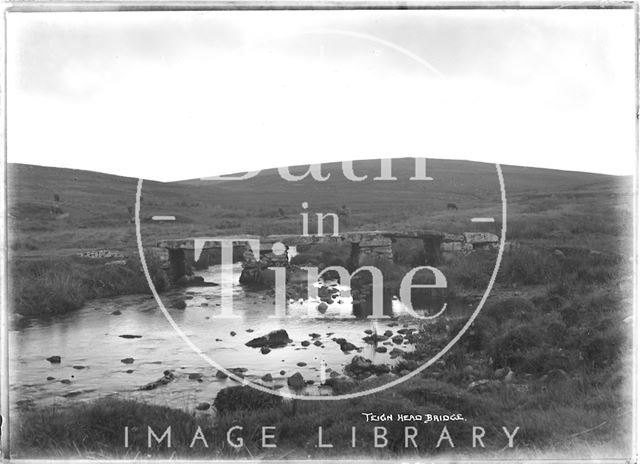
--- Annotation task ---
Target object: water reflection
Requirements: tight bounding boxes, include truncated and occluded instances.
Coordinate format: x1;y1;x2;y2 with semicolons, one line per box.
10;263;464;411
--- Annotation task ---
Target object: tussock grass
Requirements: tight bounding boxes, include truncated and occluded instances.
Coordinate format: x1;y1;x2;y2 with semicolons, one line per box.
12;398;203;459
12;372;631;459
11;253;168;317
440;252;495;290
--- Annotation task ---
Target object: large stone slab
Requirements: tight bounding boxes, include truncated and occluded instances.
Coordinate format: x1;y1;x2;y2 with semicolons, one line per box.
359;237;393;248
463;232;499;245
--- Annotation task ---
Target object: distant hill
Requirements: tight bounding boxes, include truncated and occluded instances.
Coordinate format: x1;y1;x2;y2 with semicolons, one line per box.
8;159;631;232
173;157;627;209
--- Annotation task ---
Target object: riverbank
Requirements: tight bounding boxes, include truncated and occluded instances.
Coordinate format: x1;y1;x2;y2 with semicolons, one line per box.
12;365;630;459
10;251;169;317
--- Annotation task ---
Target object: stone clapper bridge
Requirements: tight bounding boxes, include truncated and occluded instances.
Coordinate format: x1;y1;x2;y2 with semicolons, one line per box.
157;230;499;285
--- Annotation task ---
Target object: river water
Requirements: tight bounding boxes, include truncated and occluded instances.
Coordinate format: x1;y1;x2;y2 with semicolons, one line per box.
10;264;460;413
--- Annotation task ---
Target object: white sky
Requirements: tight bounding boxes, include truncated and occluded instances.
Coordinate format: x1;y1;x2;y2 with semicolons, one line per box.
7;8;637;181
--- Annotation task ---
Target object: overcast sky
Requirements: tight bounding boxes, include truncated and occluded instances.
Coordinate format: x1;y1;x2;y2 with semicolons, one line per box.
7;8;636;181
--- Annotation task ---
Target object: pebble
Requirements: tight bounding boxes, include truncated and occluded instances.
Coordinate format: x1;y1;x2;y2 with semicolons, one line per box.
173;300;187;310
196;402;210;411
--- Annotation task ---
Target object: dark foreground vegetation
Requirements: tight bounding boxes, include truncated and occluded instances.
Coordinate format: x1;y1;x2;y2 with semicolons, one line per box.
13;358;630;459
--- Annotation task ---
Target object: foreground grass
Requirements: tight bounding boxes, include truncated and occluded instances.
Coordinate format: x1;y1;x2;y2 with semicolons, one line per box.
12;365;631;459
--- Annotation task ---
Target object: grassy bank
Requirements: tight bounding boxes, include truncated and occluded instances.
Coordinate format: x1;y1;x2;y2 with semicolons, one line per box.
10;252;169;317
12;367;631;459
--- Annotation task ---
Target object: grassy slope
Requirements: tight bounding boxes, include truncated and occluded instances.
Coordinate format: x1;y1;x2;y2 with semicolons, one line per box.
8;159;632;254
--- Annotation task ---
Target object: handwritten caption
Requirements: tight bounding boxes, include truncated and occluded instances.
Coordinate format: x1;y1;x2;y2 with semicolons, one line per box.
361;413;466;423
